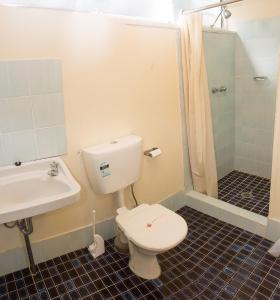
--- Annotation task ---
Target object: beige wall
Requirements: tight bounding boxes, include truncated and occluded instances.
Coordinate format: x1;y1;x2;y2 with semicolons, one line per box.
0;7;184;252
229;0;280;25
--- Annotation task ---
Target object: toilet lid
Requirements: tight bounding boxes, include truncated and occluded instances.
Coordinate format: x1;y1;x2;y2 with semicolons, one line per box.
116;204;188;252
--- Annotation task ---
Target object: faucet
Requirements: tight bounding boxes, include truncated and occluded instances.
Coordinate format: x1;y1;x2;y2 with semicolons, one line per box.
48;161;59;177
212;86;228;94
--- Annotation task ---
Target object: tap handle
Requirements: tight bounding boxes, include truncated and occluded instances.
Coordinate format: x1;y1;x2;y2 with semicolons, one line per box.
212;87;219;94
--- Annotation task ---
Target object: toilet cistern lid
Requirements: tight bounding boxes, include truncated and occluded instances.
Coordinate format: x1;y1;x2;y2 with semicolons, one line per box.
116;204;188;252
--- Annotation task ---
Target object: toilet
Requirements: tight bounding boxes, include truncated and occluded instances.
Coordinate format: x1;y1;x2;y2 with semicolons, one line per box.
116;204;187;279
83;135;188;279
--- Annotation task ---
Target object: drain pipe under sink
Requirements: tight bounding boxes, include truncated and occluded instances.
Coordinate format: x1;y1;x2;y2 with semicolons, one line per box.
4;218;37;275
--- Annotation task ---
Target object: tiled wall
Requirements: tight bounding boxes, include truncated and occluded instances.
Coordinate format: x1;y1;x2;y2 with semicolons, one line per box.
233;17;279;178
204;30;236;179
0;60;66;166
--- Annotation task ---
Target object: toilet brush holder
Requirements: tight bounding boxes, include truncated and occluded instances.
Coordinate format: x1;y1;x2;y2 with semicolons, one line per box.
88;234;105;258
88;210;105;258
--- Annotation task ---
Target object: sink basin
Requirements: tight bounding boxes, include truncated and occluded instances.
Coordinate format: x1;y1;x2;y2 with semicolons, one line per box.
0;157;80;224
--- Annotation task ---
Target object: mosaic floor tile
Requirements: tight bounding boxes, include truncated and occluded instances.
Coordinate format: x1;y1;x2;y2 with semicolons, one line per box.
218;170;270;217
0;206;279;299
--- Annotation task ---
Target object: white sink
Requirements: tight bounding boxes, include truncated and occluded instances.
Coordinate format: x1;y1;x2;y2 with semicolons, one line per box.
0;157;80;224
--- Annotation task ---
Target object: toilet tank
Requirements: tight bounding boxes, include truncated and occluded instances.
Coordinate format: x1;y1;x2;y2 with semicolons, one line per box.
82;135;142;194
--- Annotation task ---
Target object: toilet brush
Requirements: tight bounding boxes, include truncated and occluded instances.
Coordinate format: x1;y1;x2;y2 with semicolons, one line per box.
88;210;105;258
268;239;280;257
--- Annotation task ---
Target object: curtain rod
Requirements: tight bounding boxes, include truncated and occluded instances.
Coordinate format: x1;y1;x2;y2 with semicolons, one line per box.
181;0;244;15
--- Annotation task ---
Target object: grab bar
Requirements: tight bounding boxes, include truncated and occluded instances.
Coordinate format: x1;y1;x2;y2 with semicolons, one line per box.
253;76;268;81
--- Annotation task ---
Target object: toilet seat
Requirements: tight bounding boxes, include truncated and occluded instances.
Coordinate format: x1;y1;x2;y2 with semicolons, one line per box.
116;204;188;252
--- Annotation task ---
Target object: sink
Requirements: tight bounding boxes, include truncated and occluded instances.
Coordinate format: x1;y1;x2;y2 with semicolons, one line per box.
0;157;80;224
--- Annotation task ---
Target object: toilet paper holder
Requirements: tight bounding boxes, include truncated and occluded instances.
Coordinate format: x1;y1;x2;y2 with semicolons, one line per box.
144;147;162;158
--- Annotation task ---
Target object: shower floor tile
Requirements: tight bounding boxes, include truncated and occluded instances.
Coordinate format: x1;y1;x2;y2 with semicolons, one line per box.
0;206;279;300
218;170;270;217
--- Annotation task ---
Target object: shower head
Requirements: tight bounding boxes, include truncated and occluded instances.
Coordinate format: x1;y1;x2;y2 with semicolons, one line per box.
211;6;232;28
223;8;232;19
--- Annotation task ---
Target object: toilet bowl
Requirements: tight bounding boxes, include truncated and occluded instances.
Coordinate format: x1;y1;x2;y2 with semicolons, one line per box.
116;204;188;279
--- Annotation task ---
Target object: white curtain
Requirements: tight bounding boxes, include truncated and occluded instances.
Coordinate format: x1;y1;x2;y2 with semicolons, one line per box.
180;13;218;198
270;54;280;218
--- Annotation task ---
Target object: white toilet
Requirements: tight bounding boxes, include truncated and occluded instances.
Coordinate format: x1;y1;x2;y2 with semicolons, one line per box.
83;135;188;279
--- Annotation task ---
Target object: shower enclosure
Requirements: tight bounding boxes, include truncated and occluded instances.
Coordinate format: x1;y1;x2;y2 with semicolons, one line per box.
204;16;279;217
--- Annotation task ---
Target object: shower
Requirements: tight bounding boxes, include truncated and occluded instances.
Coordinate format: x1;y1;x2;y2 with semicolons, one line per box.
203;13;277;217
211;6;232;28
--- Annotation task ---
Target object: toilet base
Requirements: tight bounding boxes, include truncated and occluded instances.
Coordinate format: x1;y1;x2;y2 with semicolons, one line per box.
115;227;129;254
128;243;161;280
114;236;129;254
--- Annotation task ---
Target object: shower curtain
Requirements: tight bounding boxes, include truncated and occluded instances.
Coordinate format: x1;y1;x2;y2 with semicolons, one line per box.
270;53;280;218
180;13;218;198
